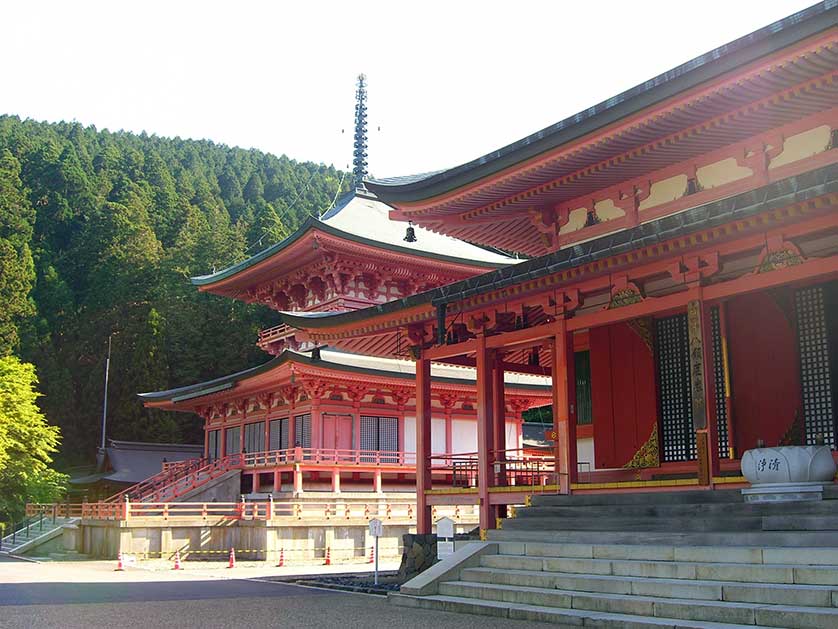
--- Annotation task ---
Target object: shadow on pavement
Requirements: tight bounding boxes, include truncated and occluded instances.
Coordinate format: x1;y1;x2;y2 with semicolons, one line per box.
0;578;336;606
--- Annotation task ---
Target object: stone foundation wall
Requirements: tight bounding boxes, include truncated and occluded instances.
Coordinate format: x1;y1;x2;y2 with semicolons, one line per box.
398;533;438;579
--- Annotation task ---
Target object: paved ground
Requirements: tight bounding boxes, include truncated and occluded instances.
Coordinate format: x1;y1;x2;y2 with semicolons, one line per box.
0;559;550;629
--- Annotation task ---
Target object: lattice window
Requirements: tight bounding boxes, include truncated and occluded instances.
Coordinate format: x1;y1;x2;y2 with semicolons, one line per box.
710;306;730;459
796;285;837;448
360;415;399;461
656;314;696;462
269;418;288;451
243;421;265;454
294;414;312;448
207;430;220;461
224;426;240;456
575;351;593;425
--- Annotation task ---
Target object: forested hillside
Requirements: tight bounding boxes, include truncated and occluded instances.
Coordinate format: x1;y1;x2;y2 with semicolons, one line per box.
0;115;350;466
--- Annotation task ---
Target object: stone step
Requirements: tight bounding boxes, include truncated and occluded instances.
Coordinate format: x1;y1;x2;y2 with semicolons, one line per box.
439;580;838;628
461;566;838;607
389;592;760;628
488;527;838;547
498;542;838;566
530;490;745;508
480;553;838;586
503;515;766;532
518;499;838;519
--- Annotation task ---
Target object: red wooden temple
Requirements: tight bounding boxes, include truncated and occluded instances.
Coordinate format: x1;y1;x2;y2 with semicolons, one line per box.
272;6;838;534
140;190;552;499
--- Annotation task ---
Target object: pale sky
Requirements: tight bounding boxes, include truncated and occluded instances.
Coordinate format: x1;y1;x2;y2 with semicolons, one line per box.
5;0;819;179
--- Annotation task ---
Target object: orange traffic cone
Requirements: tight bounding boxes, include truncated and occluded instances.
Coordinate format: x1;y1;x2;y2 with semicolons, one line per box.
172;549;182;570
276;548;284;568
368;545;374;564
227;547;236;569
324;546;331;566
115;551;125;571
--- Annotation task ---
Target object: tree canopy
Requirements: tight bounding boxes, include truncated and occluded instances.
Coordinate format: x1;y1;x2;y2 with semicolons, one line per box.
0;115;350;467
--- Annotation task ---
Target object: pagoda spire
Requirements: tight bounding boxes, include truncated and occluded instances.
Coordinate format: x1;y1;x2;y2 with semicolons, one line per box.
353;73;368;190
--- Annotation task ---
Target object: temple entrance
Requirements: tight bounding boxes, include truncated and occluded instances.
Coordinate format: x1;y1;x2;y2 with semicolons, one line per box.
322;413;353;450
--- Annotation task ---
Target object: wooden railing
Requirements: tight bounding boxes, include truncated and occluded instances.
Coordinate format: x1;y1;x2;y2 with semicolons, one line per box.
25;503;84;519
242;447;417;467
105;457;205;503
430;448;556;488
25;500;478;523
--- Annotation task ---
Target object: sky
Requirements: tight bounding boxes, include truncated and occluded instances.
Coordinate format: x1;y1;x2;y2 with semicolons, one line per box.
4;0;820;179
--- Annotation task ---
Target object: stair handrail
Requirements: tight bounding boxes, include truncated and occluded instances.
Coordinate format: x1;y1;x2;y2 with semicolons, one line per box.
104;456;206;503
143;454;242;503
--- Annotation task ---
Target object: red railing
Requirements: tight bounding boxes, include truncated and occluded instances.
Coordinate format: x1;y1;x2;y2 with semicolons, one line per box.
105;457;205;503
430;448;556;488
25;503;84;519
26;499;478;523
242;447;417;467
140;454;242;503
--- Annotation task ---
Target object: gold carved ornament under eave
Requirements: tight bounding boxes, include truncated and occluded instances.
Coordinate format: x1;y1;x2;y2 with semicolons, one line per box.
608;288;643;309
625;317;654;354
758;248;804;274
622;424;660;470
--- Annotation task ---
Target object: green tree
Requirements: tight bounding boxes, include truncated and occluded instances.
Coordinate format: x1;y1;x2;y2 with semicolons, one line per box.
0;355;66;522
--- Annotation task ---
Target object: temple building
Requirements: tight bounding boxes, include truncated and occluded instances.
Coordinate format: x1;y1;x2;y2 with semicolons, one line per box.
272;5;838;534
137;76;552;504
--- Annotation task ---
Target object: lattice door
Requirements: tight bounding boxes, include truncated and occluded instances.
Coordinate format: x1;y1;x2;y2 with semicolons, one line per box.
710;306;730;459
269;418;288;451
656;314;696;462
294;414;311;448
796;284;837;448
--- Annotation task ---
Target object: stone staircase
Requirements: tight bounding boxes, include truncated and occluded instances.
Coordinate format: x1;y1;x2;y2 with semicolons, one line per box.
1;516;75;556
391;487;838;628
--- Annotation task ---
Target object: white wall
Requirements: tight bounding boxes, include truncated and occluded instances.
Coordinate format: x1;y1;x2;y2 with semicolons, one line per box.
404;416;415;454
452;419;478;454
432;418;446;454
577;437;595;473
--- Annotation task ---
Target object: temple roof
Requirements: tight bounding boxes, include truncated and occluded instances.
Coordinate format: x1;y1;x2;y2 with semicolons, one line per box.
366;2;837;205
274;163;838;353
191;191;512;290
139;347;550;407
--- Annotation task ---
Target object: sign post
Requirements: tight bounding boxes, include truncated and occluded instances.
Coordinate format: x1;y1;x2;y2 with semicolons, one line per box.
368;517;383;585
436;516;455;559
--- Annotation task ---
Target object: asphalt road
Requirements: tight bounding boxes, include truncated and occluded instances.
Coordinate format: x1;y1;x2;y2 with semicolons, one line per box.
0;560;551;629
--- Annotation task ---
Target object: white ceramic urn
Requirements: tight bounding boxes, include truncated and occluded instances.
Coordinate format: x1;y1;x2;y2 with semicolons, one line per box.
741;445;836;485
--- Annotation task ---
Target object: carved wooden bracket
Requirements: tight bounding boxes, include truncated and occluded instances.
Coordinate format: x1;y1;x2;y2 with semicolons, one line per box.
608;275;643;309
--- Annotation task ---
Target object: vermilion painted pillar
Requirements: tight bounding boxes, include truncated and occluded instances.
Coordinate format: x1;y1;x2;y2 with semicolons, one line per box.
331;468;341;494
293;464;304;495
239;405;246;454
415;354;433;534
311;399;322;454
203;426;209;460
353;401;361;451
476;335;496;531
264;416;270;454
552;321;577;494
444;411;453;455
492;360;507;487
689;299;721;485
373;469;383;493
273;470;281;492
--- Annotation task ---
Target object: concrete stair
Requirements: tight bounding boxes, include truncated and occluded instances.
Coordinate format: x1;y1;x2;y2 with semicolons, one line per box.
391;488;838;627
0;517;74;556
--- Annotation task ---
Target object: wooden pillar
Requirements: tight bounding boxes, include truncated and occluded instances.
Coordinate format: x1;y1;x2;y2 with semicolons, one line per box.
476;335;496;532
331;468;341;494
273;470;281;493
444;410;453;454
688;299;721;485
293;464;304;496
353;401;361;451
718;302;736;459
264;416;270;453
373;469;383;493
311;399;322;452
203;426;209;460
220;425;227;459
551;321;577;494
239;404;246;454
415;353;433;534
492;360;507;487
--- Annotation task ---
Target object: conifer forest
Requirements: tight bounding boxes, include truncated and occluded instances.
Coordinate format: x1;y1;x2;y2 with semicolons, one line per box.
0;115;350;471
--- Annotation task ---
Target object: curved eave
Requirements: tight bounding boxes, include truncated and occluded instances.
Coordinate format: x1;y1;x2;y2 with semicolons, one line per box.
139;349;551;407
365;3;836;204
280;163;838;337
190;217;510;293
